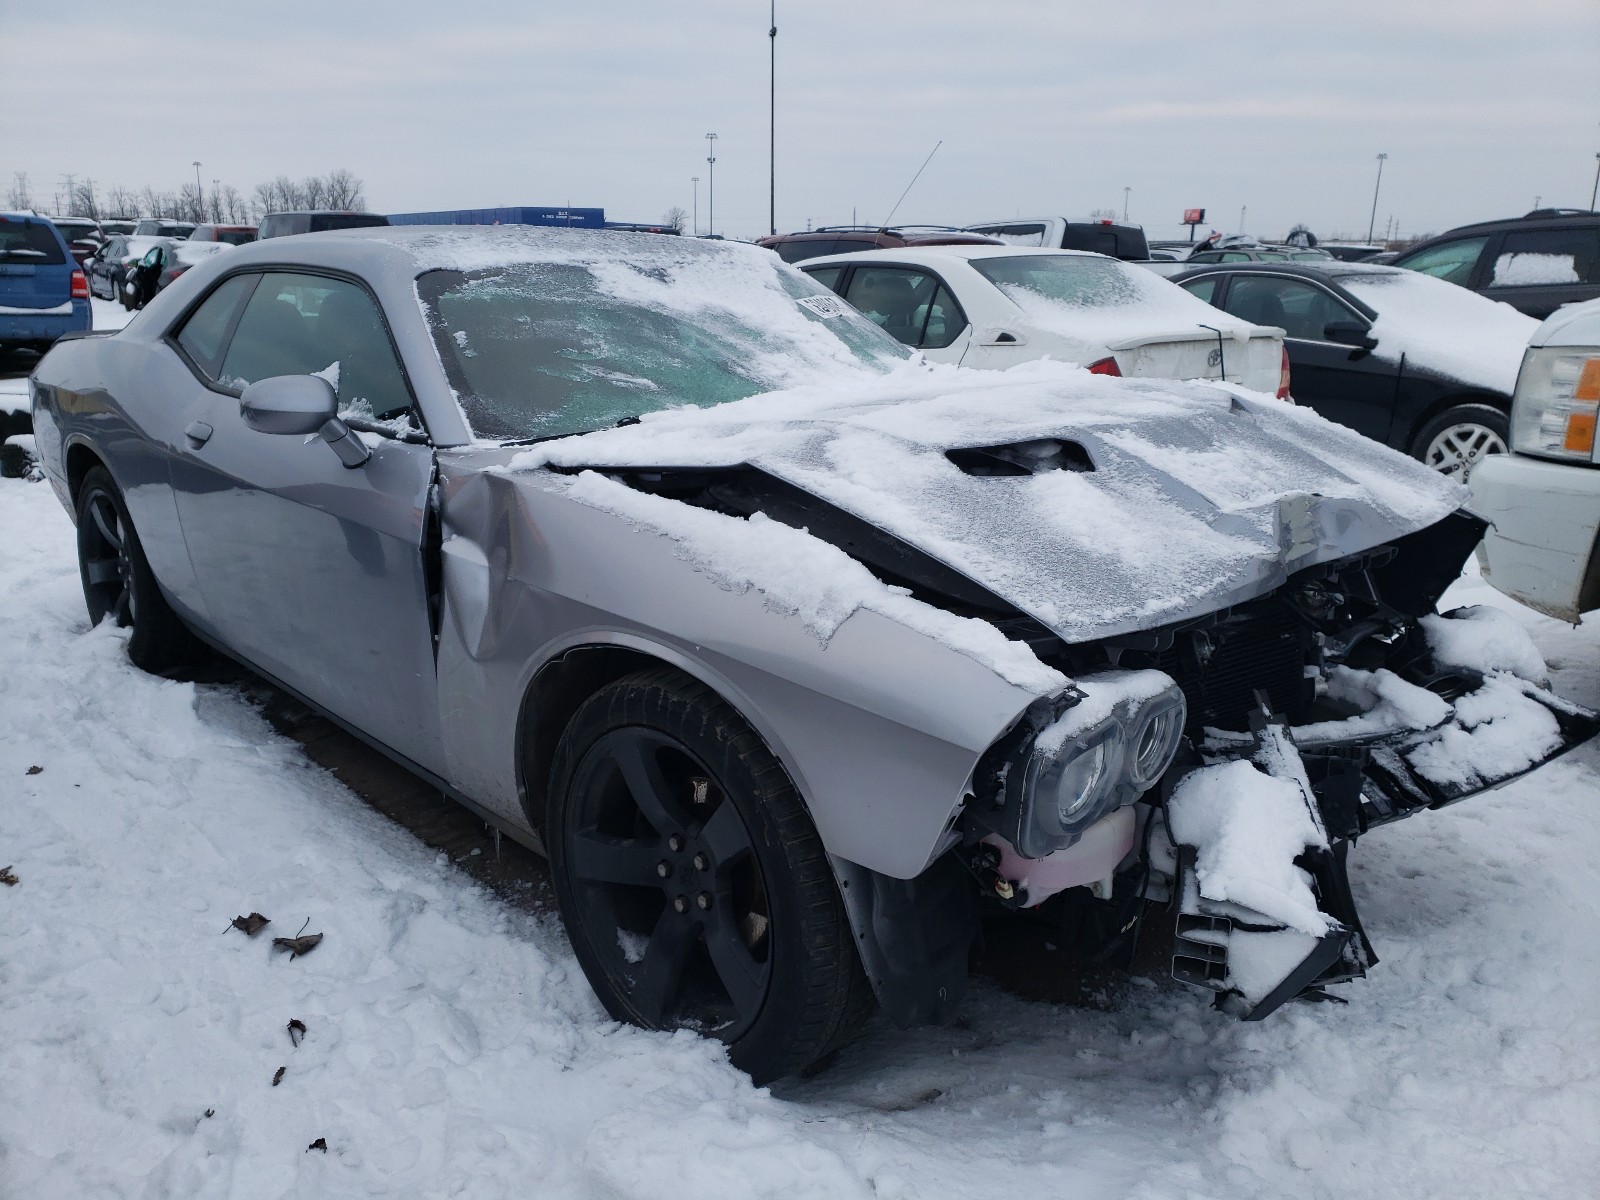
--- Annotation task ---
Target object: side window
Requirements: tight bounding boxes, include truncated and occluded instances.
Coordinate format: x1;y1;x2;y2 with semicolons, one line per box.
986;224;1047;247
842;267;964;349
1221;277;1360;341
1187;252;1221;263
1180;277;1219;304
219;272;414;422
919;284;967;349
175;274;258;378
1490;227;1600;287
843;267;933;346
802;265;844;293
831;238;883;254
1395;236;1488;285
1219;252;1251;262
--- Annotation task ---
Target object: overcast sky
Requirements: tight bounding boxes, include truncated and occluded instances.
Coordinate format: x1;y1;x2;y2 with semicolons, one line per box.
6;0;1598;243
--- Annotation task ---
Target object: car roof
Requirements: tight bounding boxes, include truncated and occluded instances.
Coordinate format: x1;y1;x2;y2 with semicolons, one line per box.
798;245;1110;269
1405;210;1600;244
1172;260;1403;283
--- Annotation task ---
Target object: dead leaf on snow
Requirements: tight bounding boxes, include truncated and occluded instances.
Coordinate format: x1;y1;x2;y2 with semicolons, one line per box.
272;918;322;959
272;1066;285;1087
287;1019;306;1047
307;1137;327;1153
228;913;270;936
25;765;41;776
0;867;16;887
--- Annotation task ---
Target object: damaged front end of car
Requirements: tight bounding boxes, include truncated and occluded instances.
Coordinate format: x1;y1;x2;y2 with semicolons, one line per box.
959;511;1599;1021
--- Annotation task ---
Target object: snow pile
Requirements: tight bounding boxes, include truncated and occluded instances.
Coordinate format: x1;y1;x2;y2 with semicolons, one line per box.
509;358;1462;643
1338;268;1538;395
1422;605;1549;684
1492;252;1580;286
1167;759;1330;936
1406;675;1565;791
553;470;1066;694
1295;666;1451;744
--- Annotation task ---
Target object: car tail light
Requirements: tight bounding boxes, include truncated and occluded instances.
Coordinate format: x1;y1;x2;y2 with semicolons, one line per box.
1510;349;1600;461
1087;357;1122;377
70;270;90;299
1276;347;1292;401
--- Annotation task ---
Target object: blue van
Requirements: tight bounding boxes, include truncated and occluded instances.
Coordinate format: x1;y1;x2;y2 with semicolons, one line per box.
0;213;92;355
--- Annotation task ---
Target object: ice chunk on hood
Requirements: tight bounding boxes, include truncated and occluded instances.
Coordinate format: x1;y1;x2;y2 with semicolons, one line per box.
514;360;1463;645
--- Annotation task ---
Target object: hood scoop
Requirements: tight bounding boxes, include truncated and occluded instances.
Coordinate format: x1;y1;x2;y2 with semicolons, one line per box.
945;438;1095;477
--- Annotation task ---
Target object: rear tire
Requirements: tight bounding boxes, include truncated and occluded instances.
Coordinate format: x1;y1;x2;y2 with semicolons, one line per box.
546;669;873;1083
76;466;196;673
1410;403;1508;481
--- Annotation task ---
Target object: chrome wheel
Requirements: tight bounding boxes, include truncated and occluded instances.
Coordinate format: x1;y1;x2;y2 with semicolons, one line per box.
1423;422;1506;480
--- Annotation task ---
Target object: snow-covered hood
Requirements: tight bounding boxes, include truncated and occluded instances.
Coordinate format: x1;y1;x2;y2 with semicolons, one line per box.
511;361;1464;644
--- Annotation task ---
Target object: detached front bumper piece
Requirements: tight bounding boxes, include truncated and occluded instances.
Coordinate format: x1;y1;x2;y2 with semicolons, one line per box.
1166;676;1598;1021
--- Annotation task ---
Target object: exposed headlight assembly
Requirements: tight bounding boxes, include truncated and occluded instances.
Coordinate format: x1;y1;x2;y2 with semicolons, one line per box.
975;670;1186;860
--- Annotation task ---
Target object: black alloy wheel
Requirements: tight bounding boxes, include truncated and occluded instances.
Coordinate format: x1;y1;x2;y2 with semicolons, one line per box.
546;669;873;1083
75;466;194;672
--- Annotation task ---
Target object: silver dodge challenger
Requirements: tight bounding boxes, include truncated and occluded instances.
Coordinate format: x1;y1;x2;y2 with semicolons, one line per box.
30;227;1595;1082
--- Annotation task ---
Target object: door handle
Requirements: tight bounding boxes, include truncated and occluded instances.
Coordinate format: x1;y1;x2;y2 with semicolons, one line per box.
184;421;213;448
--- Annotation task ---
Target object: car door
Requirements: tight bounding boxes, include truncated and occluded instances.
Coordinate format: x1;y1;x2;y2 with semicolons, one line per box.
1204;273;1400;443
164;268;446;774
837;264;971;363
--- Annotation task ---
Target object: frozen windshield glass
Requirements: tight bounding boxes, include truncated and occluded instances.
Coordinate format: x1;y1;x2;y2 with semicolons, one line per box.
418;252;910;441
971;254;1144;307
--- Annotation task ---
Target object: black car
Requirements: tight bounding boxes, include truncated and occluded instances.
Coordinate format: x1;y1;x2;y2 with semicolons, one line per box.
1171;262;1539;478
964;217;1150;261
1388;209;1600;319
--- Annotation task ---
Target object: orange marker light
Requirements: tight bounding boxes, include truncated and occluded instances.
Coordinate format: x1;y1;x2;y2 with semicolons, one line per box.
1576;358;1600;402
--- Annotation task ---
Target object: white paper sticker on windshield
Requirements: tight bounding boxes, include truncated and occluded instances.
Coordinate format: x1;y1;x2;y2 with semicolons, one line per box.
797;294;848;318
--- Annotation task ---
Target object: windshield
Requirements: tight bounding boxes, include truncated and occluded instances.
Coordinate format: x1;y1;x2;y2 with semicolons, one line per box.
417;247;909;441
971;253;1147;307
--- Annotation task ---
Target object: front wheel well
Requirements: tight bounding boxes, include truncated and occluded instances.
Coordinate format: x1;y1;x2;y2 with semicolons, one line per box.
515;645;699;836
65;443;108;506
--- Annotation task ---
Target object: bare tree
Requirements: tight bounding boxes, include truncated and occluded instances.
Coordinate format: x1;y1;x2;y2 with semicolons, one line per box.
1088;207;1117;222
219;185;245;223
662;206;687;234
69;181;101;219
105;185;138;218
324;168;364;210
7;171;33;210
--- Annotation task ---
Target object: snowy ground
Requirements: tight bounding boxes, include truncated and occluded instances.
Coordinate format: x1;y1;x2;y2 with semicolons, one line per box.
3;332;1600;1195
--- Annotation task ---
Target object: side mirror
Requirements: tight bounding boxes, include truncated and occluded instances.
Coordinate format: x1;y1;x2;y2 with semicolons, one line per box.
1324;320;1377;350
240;374;337;435
238;374;371;468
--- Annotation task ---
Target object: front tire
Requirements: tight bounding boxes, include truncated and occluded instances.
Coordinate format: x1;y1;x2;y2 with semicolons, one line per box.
76;466;195;672
546;669;873;1083
1411;403;1508;481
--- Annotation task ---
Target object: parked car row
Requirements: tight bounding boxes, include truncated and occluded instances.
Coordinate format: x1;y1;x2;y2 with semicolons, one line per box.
29;226;1596;1082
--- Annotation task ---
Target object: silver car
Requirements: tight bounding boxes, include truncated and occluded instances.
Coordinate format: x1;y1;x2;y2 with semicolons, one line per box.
30;227;1594;1082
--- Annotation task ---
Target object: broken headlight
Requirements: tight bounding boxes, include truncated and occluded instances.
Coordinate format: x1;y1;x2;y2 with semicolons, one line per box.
978;671;1187;860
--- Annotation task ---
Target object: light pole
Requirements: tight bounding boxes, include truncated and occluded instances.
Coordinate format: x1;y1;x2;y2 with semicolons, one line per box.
1591;152;1599;211
212;179;219;222
1122;186;1130;223
769;1;777;236
705;133;718;238
192;161;203;222
692;177;699;236
1367;152;1387;244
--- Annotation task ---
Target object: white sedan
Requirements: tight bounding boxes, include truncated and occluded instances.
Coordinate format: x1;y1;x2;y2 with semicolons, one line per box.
1471;297;1600;621
798;245;1289;396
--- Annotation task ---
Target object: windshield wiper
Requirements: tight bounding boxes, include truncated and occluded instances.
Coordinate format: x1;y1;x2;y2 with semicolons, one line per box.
499;414;641;448
0;249;48;260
